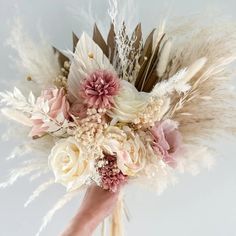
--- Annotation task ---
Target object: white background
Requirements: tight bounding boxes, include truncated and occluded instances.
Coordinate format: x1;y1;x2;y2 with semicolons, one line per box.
0;0;236;236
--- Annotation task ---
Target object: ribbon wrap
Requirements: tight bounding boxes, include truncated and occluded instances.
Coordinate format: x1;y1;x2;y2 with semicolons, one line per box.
101;193;125;236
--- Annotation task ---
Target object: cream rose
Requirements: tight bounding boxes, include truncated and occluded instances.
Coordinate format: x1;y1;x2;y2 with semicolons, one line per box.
102;126;146;177
107;80;149;123
49;137;93;191
117;135;146;176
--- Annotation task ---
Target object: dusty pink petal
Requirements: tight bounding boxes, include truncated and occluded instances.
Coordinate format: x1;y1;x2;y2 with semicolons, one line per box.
165;130;182;154
50;89;64;112
50;97;62;113
153;143;168;157
163;154;178;168
151;119;182;168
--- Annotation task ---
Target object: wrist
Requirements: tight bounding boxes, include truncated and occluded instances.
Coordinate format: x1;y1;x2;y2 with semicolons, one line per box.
74;210;99;235
62;212;95;236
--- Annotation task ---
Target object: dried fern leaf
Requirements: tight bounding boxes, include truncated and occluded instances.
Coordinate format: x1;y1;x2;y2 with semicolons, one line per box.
128;23;142;62
124;23;143;81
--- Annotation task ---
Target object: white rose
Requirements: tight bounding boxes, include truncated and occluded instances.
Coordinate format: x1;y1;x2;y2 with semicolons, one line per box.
49;137;93;191
107;80;149;123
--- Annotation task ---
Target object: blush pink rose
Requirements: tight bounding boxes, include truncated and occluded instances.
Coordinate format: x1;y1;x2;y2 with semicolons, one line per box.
30;88;70;137
151;119;182;168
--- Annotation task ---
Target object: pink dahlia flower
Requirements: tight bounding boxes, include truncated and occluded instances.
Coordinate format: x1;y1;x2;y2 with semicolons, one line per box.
151;119;182;168
79;70;120;109
30;88;70;137
98;155;127;193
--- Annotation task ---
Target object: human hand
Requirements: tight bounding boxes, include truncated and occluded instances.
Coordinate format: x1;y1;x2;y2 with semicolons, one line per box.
61;185;120;236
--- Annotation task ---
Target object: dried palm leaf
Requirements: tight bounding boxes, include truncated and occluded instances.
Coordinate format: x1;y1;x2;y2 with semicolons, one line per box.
131;23;142;53
72;32;79;52
135;30;155;90
93;24;109;57
107;23;116;63
53;47;70;68
141;34;166;92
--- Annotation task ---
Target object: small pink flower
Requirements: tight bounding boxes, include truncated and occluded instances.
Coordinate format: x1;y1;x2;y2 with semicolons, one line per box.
79;70;120;109
30;88;70;137
151;119;182;168
98;155;127;192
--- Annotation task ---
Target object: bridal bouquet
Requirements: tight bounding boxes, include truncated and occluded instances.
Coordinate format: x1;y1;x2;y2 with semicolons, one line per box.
1;1;236;235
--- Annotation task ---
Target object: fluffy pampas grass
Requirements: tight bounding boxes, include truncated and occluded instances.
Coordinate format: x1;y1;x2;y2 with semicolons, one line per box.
161;15;236;147
7;18;61;96
0;160;48;189
24;179;55;207
35;190;79;236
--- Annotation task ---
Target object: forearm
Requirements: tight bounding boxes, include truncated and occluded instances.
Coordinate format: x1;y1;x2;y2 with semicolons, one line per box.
61;211;98;236
61;185;119;236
